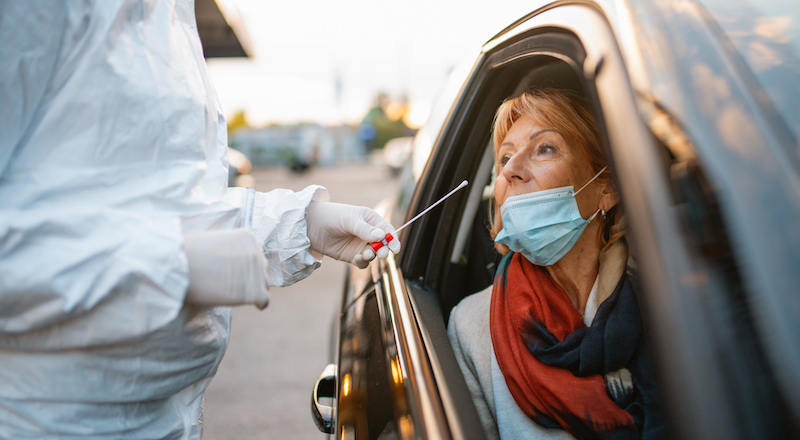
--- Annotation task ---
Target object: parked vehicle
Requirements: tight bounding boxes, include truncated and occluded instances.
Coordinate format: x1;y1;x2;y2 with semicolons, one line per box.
383;136;414;177
227;147;252;187
312;0;800;438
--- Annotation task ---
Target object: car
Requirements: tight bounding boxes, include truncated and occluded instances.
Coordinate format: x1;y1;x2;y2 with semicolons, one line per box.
227;147;252;187
383;136;414;177
311;0;800;438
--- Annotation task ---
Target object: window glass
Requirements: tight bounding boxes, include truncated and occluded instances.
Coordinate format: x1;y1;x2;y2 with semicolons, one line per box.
396;57;477;216
699;0;800;144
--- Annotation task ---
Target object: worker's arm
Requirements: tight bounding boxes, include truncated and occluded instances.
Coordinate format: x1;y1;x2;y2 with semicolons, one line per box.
183;229;270;309
0;208;189;348
222;185;400;288
0;4;192;347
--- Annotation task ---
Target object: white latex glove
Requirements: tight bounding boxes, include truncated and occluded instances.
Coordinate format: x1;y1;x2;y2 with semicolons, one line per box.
306;201;401;269
183;229;270;309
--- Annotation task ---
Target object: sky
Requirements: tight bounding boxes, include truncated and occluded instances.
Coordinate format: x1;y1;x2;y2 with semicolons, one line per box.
206;0;538;128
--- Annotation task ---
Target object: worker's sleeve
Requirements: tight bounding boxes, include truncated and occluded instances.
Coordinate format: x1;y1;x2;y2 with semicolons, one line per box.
0;208;189;347
224;185;331;288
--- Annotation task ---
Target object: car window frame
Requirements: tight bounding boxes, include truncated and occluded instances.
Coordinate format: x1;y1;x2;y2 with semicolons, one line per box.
401;30;591;285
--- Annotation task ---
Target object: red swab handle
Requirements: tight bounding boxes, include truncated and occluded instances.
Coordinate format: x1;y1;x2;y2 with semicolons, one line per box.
370;232;394;252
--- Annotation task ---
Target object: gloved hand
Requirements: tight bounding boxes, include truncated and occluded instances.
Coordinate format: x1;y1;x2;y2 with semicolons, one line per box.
183;229;270;309
306;201;401;269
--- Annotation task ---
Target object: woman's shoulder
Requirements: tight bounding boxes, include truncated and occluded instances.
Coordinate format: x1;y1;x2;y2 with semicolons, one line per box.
450;285;493;327
448;285;493;359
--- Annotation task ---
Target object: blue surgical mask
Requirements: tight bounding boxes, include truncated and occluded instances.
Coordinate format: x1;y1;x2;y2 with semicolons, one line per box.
494;166;607;266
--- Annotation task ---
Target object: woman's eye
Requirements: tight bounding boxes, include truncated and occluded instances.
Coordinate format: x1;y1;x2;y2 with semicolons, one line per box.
499;155;510;166
537;144;556;155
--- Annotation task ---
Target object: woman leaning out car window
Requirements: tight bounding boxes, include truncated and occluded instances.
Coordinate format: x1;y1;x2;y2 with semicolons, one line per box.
447;89;667;440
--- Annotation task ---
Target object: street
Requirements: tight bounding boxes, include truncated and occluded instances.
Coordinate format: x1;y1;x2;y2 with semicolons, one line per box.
202;162;398;439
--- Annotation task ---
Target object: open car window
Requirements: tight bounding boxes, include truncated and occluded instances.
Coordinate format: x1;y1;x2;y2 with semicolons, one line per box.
420;51;597;319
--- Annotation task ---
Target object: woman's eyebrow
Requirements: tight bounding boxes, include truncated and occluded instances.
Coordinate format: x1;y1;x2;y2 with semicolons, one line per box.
530;128;560;141
500;128;561;147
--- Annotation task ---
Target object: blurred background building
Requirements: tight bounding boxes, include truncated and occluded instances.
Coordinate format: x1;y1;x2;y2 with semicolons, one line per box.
196;0;426;169
195;0;538;170
229;123;366;168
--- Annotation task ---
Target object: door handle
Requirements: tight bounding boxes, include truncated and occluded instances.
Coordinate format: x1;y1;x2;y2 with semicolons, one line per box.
311;363;337;434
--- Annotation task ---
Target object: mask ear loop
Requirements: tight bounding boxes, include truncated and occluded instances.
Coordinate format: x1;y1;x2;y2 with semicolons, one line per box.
586;208;602;222
575;166;608;222
574;166;608;195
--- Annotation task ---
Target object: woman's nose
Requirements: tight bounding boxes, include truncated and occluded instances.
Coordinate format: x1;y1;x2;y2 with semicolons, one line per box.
501;154;530;183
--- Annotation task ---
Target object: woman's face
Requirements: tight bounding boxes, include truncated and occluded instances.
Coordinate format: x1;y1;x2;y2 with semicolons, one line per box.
494;114;599;218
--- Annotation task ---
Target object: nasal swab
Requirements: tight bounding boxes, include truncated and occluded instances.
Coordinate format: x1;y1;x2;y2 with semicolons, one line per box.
370;180;469;252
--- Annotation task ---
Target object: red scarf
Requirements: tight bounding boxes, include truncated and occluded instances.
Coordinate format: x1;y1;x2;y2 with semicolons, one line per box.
490;252;636;438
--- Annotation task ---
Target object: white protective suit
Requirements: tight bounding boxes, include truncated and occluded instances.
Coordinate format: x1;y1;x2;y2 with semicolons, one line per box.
0;1;360;438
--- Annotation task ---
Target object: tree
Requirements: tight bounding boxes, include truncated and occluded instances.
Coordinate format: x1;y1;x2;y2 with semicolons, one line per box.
227;110;250;135
358;92;415;151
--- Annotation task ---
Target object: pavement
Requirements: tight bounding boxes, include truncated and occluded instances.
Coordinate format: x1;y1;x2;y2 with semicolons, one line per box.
202;162;398;439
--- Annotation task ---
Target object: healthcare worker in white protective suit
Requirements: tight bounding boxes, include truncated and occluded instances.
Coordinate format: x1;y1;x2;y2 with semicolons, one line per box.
0;1;401;438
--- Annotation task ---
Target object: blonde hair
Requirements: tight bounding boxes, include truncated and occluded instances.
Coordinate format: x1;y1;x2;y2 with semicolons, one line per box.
489;88;626;254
